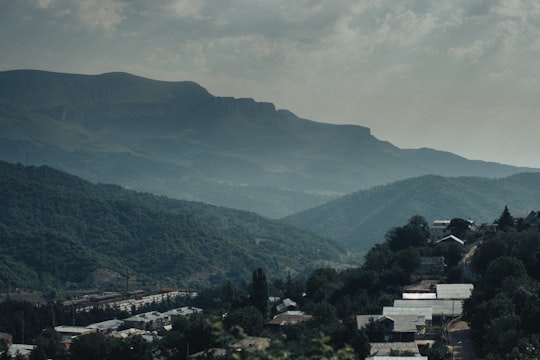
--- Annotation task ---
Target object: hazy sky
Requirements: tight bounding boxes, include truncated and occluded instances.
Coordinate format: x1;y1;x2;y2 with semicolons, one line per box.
2;0;540;168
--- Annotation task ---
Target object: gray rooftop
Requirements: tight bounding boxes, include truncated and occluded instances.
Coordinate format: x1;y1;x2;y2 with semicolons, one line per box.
383;306;433;321
87;319;124;331
436;284;473;299
393;299;463;317
356;315;425;332
369;342;421;356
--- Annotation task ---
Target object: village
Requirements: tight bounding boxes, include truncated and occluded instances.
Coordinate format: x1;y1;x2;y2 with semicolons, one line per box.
2;214;504;360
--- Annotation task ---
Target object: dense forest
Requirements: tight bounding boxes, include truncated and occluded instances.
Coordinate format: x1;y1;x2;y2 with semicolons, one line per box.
0;161;347;293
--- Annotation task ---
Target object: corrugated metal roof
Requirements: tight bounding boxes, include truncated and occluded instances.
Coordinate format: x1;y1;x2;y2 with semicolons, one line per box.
436;284;473;299
383;306;432;321
393;299;463;316
356;315;426;332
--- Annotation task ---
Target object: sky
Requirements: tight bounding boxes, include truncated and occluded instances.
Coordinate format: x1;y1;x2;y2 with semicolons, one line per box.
1;0;540;168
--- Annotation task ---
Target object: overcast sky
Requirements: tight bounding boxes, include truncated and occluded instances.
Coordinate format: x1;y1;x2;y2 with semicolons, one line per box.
2;0;540;168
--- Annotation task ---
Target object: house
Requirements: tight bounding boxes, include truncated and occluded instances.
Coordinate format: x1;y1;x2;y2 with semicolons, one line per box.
430;220;451;239
86;319;124;334
54;326;98;341
403;280;438;293
7;344;36;359
110;328;147;339
164;306;203;322
230;336;271;354
367;342;423;358
393;299;462;320
514;210;539;228
435;234;465;245
122;311;170;330
402;293;436;300
383;306;432;324
276;298;298;313
266;312;312;330
356;315;425;342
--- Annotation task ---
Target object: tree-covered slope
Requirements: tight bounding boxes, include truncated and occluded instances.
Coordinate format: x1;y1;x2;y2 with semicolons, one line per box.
464;224;540;358
284;173;540;251
0;161;346;292
1;69;535;218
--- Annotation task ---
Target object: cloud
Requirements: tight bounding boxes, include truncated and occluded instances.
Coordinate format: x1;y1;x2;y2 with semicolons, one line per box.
448;40;485;61
77;0;127;31
36;0;55;9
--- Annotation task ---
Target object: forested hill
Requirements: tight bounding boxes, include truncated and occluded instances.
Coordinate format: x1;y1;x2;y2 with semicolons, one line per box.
284;173;540;251
1;69;535;218
0;161;347;292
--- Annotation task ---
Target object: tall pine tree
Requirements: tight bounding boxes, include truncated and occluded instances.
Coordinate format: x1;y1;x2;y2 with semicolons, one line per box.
251;267;269;319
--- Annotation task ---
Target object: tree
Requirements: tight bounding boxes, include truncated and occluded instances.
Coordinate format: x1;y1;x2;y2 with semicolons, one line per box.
350;329;370;359
305;268;341;303
251;268;269;318
423;341;451;360
408;215;430;238
30;328;65;360
497;205;514;231
108;336;153;360
223;306;264;335
363;318;386;342
68;333;110;360
448;218;471;238
385;216;429;251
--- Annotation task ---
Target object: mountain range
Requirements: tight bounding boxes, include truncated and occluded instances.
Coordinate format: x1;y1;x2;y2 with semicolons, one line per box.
284;173;540;251
1;69;535;218
0;160;347;292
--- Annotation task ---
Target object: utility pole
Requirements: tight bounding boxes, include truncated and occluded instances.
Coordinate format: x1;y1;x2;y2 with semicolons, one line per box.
125;268;129;294
21;311;24;344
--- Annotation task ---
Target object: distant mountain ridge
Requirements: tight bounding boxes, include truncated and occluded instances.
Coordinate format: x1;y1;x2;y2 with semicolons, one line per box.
284;173;540;251
0;69;536;217
0;160;346;291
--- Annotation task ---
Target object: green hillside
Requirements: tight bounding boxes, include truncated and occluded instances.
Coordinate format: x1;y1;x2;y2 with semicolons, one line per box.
284;173;540;251
0;161;347;292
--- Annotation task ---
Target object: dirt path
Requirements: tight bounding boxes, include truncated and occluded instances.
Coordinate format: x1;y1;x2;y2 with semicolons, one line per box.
460;244;478;281
446;318;476;360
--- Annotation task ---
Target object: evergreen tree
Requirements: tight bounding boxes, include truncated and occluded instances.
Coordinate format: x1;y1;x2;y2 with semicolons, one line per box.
497;205;514;231
251;268;269;319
